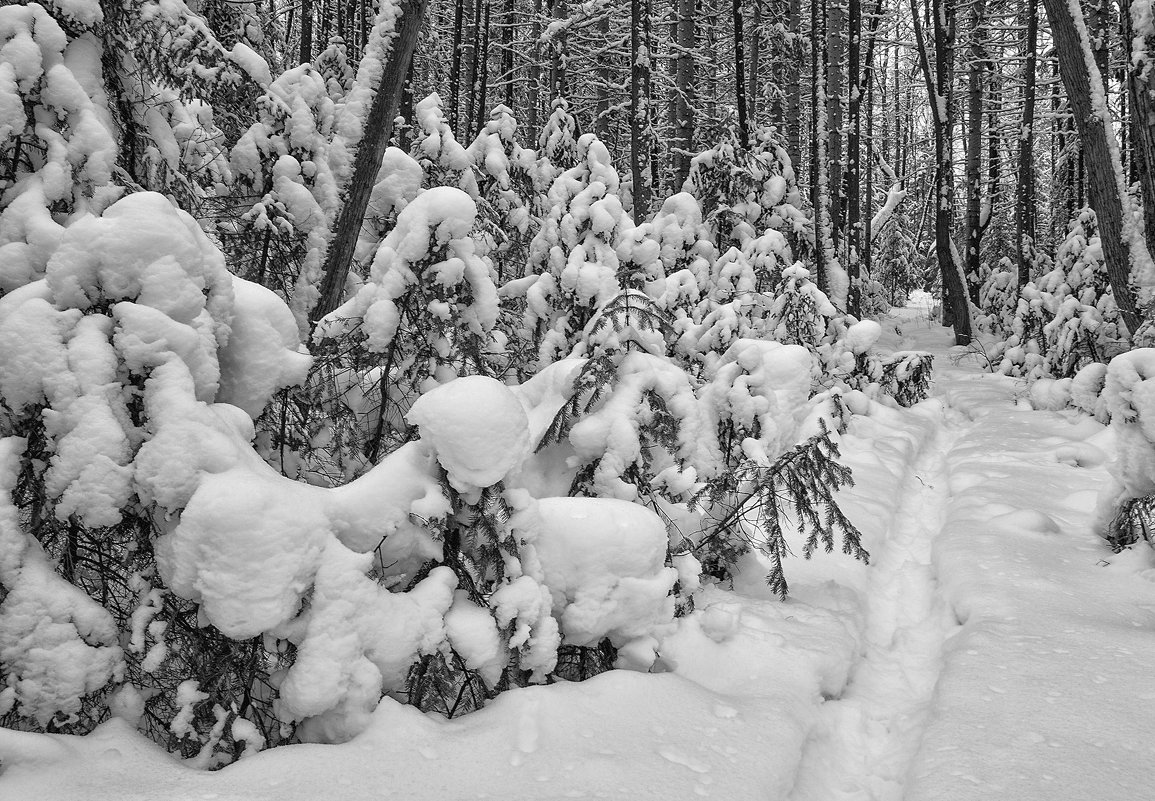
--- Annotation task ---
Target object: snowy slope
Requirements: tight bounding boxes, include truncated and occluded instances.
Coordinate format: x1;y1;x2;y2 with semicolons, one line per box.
3;297;1154;800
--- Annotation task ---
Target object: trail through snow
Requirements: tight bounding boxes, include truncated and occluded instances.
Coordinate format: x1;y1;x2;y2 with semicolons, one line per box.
789;403;961;801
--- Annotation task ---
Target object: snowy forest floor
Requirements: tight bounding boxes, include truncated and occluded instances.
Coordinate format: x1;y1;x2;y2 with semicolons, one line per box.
3;296;1155;801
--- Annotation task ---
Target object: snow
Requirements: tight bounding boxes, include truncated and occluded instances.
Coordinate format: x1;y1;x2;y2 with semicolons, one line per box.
5;301;1155;796
406;375;530;493
533;497;677;665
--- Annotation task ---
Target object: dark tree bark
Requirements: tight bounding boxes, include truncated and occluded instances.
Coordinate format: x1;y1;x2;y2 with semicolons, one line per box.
811;0;830;292
309;0;429;330
630;0;653;219
473;0;491;138
912;0;972;344
749;0;763;128
1122;0;1155;266
502;0;515;107
527;0;543;142
449;0;465;132
785;0;802;164
1041;0;1147;334
845;0;862;314
826;0;845;260
549;0;568;100
963;7;986;306
1015;0;1038;285
734;0;749;148
299;0;313;64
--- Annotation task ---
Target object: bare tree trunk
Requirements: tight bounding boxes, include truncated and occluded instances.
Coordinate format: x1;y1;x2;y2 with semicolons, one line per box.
464;0;481;137
672;0;696;189
528;0;543;142
549;0;568;100
734;0;749;147
449;0;465;132
984;64;1001;242
845;0;862;314
309;0;429;330
1122;0;1155;265
473;1;490;138
912;0;972;344
1041;0;1147;334
749;0;763;128
963;6;985;305
827;0;846;260
812;0;831;291
631;0;653;219
502;0;515;107
299;0;313;64
786;0;802;163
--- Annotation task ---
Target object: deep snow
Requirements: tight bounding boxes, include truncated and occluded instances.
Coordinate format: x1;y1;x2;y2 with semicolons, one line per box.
2;295;1154;800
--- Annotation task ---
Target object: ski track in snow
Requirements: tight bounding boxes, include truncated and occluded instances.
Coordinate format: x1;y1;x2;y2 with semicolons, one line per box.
789;399;968;801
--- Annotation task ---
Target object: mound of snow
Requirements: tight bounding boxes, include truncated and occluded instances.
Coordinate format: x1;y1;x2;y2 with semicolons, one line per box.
407;376;530;492
532;497;677;667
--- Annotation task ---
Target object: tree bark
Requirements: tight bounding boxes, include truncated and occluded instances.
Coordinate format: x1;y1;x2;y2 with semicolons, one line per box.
449;0;465;132
963;6;985;305
502;0;514;107
1041;0;1147;333
1122;0;1155;268
845;0;862;315
631;0;653;219
734;0;749;148
786;0;802;163
912;0;972;344
671;0;696;189
527;0;543;142
299;0;313;64
811;0;831;292
826;0;846;259
749;0;763;128
309;0;429;330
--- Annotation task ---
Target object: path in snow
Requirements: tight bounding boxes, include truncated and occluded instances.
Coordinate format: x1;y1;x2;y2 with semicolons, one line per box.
785;301;1155;801
788;400;962;801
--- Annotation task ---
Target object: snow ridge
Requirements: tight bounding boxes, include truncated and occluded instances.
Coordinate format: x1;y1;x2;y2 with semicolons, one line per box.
789;402;961;801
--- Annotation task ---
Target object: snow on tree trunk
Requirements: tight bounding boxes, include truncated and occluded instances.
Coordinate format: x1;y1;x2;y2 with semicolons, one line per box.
1041;0;1154;335
310;0;428;330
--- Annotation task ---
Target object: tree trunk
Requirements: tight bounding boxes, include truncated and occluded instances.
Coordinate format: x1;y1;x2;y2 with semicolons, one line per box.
309;0;429;330
963;7;985;305
528;0;543;142
449;0;465;132
299;0;313;64
826;0;845;260
631;0;653;219
734;0;749;148
845;0;862;315
672;0;696;189
1041;0;1148;334
786;0;802;164
912;0;972;344
465;0;482;137
473;1;490;138
984;65;1001;242
1122;0;1155;271
502;0;514;107
749;0;763;128
549;0;568;100
811;0;831;291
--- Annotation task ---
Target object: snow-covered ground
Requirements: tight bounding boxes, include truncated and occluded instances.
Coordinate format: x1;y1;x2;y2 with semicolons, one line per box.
3;295;1153;800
